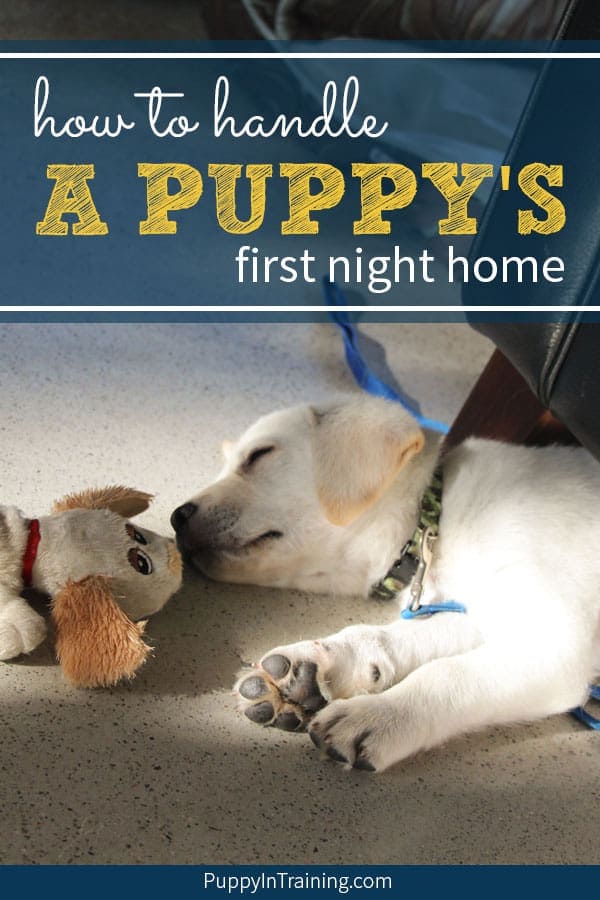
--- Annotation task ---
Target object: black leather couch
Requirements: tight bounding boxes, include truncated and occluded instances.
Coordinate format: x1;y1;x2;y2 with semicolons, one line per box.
468;0;600;461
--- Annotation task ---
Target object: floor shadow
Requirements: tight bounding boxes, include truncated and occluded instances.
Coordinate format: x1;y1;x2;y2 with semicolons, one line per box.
11;564;361;697
0;690;597;865
108;565;333;698
11;569;262;692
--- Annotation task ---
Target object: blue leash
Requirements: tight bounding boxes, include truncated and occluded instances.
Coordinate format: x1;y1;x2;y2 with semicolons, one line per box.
324;278;600;729
570;685;600;731
326;277;462;619
401;600;467;619
323;278;449;435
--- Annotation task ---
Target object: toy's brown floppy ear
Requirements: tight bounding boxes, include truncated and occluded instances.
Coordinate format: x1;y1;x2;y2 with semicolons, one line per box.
311;399;424;527
53;485;153;518
51;575;151;688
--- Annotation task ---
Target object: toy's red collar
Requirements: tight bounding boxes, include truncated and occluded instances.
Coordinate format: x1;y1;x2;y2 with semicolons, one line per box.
21;518;41;588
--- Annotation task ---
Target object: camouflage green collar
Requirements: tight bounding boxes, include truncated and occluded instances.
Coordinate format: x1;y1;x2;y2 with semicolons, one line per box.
370;465;444;609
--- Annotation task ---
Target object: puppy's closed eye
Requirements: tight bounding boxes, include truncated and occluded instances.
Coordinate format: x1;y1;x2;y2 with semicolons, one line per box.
242;445;275;471
245;530;284;549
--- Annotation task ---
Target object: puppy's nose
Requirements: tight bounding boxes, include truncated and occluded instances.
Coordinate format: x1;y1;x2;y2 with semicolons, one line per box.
170;502;198;533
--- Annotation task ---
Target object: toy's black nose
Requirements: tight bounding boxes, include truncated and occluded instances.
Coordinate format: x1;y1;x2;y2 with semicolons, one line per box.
171;502;197;533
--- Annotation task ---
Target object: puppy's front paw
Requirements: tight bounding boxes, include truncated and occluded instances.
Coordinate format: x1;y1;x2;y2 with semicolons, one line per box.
309;695;409;774
235;642;330;732
0;605;47;660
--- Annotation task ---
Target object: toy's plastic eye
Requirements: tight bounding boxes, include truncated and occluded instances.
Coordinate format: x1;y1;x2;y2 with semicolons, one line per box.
126;524;147;545
128;547;153;575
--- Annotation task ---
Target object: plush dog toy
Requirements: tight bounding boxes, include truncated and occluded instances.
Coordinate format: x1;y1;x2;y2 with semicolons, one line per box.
0;485;182;687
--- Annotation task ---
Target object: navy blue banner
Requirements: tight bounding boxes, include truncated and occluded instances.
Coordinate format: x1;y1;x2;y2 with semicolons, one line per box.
2;865;600;897
0;42;598;321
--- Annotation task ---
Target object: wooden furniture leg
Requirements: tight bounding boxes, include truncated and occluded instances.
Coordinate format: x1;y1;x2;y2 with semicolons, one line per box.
445;349;578;450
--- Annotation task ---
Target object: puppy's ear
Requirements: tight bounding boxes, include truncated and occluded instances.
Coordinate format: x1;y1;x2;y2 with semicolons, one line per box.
53;485;153;518
311;399;424;526
51;575;151;688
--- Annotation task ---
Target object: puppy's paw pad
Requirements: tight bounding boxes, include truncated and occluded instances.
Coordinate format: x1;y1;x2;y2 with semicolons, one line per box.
235;640;336;732
274;709;304;731
238;673;271;701
261;654;290;679
235;668;309;732
260;653;327;712
244;699;276;724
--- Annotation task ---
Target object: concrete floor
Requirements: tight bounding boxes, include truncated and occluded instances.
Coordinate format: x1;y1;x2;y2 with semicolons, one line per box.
1;322;599;865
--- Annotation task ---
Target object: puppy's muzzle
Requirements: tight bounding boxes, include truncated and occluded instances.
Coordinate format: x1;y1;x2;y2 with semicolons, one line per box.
170;499;241;568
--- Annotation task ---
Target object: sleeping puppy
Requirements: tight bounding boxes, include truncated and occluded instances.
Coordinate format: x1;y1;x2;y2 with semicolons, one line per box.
172;396;600;772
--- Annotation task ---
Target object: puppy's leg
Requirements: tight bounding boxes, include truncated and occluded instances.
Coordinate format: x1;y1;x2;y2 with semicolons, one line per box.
0;590;47;660
308;636;591;772
236;614;481;731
